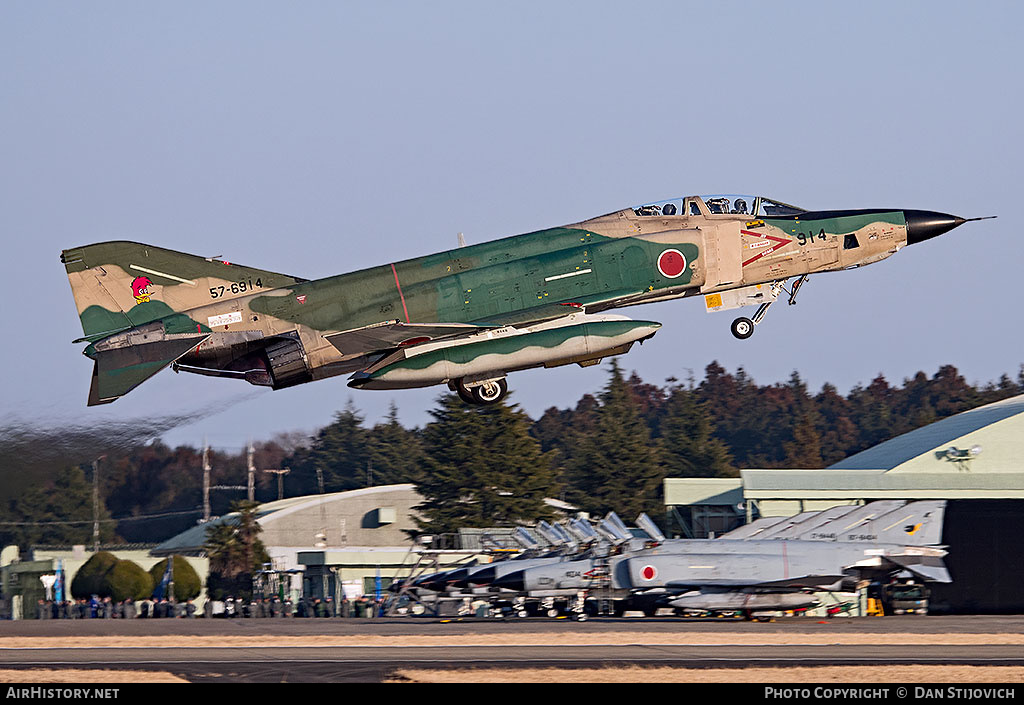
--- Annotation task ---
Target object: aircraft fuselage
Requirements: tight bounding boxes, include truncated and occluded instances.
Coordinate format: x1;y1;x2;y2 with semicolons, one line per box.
62;195;975;405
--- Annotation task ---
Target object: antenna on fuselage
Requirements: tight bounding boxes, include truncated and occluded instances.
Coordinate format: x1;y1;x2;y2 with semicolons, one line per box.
457;232;466;248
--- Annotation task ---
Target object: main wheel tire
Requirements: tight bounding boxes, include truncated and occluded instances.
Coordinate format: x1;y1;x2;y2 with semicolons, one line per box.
455;382;477;404
731;317;754;340
471;378;508;405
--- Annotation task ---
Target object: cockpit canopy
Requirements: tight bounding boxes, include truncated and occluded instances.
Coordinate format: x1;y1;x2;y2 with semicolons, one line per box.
633;194;805;218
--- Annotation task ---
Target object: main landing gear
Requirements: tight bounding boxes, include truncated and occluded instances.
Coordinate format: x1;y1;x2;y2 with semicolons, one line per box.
730;275;809;340
453;377;509;405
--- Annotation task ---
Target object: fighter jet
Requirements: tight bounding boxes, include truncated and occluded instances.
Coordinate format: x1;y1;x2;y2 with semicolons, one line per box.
398;514;658;618
494;501;949;619
61;195;992;405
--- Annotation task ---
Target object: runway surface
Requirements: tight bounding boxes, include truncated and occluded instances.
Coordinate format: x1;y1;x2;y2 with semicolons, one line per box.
2;615;1022;683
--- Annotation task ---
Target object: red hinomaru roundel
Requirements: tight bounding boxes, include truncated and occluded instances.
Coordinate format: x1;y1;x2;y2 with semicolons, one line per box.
640;564;658;581
657;249;687;279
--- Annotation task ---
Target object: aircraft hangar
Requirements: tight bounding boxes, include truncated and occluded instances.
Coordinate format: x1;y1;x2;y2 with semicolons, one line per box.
664;393;1024;613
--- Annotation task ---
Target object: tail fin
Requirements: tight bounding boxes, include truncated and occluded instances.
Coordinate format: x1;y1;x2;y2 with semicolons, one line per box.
61;241;305;341
792;500;945;546
867;500;946;546
794;500;907;542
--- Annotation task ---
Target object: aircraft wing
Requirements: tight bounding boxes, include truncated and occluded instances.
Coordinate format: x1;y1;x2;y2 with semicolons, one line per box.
470;302;586;327
324;303;589;359
323;321;490;356
664;574;845;590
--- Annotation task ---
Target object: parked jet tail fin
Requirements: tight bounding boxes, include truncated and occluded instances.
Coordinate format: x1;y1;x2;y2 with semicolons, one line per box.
718;516;786;540
86;333;209;405
794;500;907;542
61;241;305;341
868;500;947;546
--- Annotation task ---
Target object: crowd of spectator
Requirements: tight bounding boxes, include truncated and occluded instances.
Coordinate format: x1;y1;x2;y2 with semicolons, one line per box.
34;594;384;619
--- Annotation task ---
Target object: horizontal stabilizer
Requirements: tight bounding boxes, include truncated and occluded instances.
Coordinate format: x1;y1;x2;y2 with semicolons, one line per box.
886;554;952;583
88;334;208;405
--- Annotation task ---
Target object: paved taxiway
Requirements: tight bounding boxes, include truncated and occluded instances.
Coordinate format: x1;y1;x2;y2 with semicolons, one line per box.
2;616;1021;683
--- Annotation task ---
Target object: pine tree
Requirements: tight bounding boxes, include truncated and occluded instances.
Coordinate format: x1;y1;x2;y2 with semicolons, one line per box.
3;465;117;549
288;402;370;493
849;374;896;452
780;371;824;469
659;383;734;477
414;394;557;535
815;383;859;466
562;360;666;518
365;402;424;486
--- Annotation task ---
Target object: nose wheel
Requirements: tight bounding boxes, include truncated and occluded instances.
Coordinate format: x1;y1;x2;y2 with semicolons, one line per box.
730;317;754;339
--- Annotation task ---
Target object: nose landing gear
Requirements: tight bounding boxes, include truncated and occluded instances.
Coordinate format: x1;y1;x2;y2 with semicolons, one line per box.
729;275;808;340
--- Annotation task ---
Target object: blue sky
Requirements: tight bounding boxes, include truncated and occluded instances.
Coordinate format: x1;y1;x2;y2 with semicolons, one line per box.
1;1;1020;452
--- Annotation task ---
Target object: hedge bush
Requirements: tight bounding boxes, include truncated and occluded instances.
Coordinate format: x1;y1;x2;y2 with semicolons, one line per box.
148;556;202;601
106;560;153;601
70;551;119;598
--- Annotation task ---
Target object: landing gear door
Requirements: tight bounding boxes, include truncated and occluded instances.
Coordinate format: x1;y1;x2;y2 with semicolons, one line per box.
700;222;743;293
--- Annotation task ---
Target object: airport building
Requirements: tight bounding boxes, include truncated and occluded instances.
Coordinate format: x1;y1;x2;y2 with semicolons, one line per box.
1;482;574;618
151;483;478;601
664;394;1024;613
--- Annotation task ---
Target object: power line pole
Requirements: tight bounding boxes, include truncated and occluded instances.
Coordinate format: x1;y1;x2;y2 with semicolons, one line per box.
202;441;211;523
262;467;291;501
91;457;101;552
247;441;255;502
314;467;327;547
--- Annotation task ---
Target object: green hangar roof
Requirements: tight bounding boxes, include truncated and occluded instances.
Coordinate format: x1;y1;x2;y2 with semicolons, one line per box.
739;394;1024;501
829;394;1024;472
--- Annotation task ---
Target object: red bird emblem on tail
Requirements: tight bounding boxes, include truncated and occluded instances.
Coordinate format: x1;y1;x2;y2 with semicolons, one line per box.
131;276;153;304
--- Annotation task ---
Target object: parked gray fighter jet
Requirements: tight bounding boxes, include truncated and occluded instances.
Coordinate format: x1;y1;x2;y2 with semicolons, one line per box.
486;500;949;619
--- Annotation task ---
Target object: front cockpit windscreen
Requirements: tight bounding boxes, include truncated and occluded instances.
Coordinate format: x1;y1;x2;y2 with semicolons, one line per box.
632;195;805;218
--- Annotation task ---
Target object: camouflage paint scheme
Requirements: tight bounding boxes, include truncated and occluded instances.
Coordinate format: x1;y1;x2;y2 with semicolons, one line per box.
60;194;967;406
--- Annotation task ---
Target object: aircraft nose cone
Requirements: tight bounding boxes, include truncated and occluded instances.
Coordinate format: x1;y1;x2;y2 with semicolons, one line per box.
904;210;966;245
489;570;525;592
